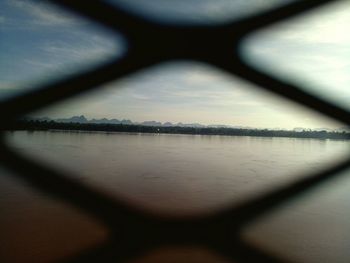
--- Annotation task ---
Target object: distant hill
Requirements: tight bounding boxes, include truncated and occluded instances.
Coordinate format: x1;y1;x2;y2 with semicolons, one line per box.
28;115;225;128
24;115;349;132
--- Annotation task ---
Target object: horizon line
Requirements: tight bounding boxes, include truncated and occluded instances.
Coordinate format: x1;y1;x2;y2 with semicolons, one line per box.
25;115;349;132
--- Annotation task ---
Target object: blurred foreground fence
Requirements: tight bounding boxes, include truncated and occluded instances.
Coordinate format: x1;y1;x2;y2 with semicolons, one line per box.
0;0;349;262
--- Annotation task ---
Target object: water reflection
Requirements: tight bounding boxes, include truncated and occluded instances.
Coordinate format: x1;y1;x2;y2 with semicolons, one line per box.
3;130;350;262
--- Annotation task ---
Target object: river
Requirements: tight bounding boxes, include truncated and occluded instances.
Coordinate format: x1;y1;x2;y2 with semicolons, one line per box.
1;131;349;263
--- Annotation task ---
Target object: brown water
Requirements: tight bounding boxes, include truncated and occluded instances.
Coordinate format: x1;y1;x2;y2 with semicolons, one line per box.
1;131;350;262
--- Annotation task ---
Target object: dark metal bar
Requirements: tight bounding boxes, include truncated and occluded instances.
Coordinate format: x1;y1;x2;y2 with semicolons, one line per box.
1;0;348;262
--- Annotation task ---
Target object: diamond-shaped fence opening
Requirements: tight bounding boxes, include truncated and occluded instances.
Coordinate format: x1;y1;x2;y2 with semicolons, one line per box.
0;1;349;263
6;61;348;219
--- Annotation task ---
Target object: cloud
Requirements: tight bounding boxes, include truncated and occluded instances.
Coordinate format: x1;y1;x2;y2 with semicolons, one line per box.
7;0;82;26
0;1;123;91
242;0;350;110
112;0;294;24
274;2;350;45
41;37;117;63
37;60;338;129
4;0;343;129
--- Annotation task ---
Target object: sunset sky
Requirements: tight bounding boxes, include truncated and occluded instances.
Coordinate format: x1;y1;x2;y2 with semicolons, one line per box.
1;0;349;129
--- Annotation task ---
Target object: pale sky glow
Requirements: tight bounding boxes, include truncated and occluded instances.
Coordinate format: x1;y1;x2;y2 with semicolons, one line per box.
1;0;349;129
40;62;341;129
0;0;123;96
243;0;350;112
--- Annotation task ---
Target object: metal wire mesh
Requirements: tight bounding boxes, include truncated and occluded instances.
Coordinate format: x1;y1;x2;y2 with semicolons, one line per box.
0;0;349;262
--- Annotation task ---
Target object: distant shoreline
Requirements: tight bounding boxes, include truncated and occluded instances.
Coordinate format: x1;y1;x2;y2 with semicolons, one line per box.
9;120;350;140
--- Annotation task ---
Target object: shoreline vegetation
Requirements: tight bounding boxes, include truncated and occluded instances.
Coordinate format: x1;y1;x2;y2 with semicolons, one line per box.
10;119;350;140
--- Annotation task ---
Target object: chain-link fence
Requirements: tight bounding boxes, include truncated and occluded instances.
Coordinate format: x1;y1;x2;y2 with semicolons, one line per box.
1;0;349;262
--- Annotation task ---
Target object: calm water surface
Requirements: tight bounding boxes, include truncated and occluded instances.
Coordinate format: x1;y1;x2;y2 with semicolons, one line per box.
1;131;350;263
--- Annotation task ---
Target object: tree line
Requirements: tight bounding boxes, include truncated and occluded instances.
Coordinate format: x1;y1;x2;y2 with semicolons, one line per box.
10;119;350;140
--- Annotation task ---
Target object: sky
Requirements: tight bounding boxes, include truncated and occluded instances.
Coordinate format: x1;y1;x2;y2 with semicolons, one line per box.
0;0;349;129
